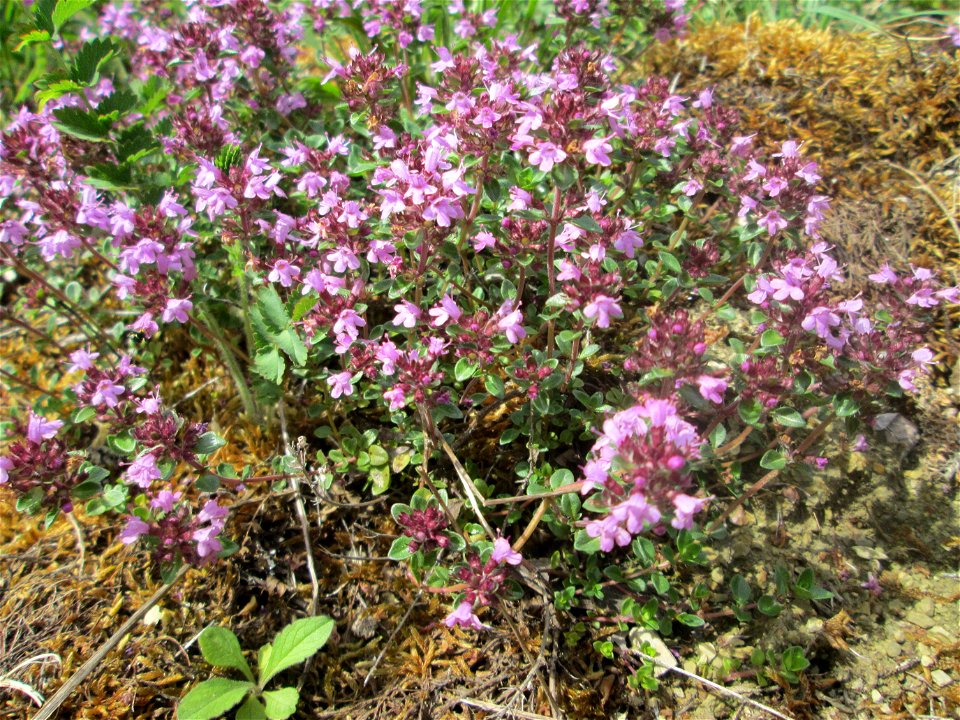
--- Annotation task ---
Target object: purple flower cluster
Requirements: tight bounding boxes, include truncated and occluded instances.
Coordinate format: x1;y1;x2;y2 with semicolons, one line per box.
581;398;708;552
444;537;523;631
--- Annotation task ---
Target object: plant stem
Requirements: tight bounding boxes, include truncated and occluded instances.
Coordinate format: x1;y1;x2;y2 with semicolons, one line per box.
196;307;260;421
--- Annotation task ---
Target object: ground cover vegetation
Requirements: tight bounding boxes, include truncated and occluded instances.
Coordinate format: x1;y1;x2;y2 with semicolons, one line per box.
0;0;958;717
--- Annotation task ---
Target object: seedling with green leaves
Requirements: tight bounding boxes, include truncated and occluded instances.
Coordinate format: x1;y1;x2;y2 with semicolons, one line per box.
177;616;333;720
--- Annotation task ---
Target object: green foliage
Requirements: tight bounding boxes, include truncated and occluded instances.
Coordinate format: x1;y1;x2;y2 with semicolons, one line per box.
178;617;333;720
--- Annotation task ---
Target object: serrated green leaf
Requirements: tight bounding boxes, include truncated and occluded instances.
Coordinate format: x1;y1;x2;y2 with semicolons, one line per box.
253;348;285;384
97;89;137;118
36;79;85;108
115;125;158;162
177;678;252;720
199;627;254;682
71;38;118;85
258;617;334;687
33;0;56;34
52;107;110;142
16;29;51;51
263;687;299;720
52;0;97;30
257;286;291;335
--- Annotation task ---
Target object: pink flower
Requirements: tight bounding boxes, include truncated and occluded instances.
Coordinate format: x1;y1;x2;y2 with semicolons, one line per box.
472;231;496;251
868;264;898;285
507;187;532;211
583;136;612;167
444;601;487;631
583;295;623;329
150;490;182;513
326;371;354;399
126;453;161;489
91;379;125;408
0;457;12;485
27;412;63;444
384;386;407;411
696;375;727;404
497;305;526;344
130;313;159;338
428;295;462;326
192;526;222;558
393;300;422;328
528;142;567;173
491;537;522;566
759;210;788;236
671;494;708;530
162;297;193;324
268;259;300;287
119;517;151;545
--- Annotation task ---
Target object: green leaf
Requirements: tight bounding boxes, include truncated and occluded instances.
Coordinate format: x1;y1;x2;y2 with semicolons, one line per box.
236;695;268;720
71;38;118;85
176;678;252;720
368;465;391;495
760;329;785;348
275;329;307;366
833;395;858;418
658;251;682;275
257;287;291;334
16;487;44;515
258;617;334;687
730;575;752;606
36;79;86;108
483;374;504;399
16;29;51;51
570;215;602;233
771;407;806;428
97;89;137;118
199;627;254;683
52;0;97;31
573;529;601;554
738;398;763;426
757;595;782;617
33;0;55;34
388;536;413;561
291;295;317;322
253;348;285;384
195;432;226;455
115;125;158;162
52;107;110;142
71;479;102;500
781;646;810;673
675;613;705;628
759;449;787;471
263;687;299;720
454;358;477;383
